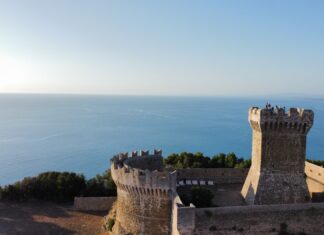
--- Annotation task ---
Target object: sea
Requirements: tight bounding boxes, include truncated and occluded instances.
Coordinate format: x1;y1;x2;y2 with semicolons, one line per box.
0;94;323;186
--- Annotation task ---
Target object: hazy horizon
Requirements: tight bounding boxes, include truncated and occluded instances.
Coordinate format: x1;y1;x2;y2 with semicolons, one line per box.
1;91;324;100
1;1;324;96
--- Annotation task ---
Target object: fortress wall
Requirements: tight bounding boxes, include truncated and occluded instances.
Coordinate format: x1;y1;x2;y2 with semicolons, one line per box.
307;177;324;192
112;166;176;191
193;203;324;235
242;107;314;205
110;151;176;235
172;195;195;235
195;202;324;214
111;152;176;191
305;162;324;201
125;154;164;171
113;186;172;235
176;168;248;184
74;197;116;211
305;162;324;187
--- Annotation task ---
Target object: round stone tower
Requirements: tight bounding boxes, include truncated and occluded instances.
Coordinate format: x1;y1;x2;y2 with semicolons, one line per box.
110;150;176;235
241;105;314;205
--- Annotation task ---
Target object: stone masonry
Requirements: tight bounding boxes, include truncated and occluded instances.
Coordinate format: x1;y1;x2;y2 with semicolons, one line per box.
241;105;314;204
110;150;177;235
108;105;323;235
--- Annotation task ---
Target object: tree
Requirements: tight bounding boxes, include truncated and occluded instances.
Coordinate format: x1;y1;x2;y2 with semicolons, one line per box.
210;153;226;168
235;159;251;168
0;172;87;202
307;159;324;167
163;153;179;166
225;153;237;168
190;187;214;208
82;170;117;197
164;152;251;169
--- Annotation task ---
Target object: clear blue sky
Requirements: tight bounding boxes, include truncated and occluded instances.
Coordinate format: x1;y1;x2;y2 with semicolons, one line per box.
1;0;323;97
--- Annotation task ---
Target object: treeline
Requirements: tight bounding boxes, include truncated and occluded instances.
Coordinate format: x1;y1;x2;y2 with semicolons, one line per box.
307;159;324;167
0;171;116;202
164;152;251;169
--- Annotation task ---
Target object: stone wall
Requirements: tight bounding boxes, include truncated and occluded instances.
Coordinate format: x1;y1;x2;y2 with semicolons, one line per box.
171;193;324;235
172;195;195;235
110;150;177;235
193;202;324;235
176;168;248;185
242;106;314;205
74;197;116;211
172;162;324;234
305;162;324;201
125;152;164;171
305;162;324;187
113;186;172;235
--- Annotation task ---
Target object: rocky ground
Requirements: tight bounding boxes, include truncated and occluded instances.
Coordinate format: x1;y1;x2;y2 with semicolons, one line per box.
0;201;109;235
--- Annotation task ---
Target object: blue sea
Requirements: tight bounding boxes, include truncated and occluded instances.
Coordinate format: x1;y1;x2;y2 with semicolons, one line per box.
0;94;323;186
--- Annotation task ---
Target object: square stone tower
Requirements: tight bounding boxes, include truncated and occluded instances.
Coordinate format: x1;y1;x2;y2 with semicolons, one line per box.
241;105;314;205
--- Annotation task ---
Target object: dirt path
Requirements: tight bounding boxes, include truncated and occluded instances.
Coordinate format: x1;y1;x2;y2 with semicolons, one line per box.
0;201;109;235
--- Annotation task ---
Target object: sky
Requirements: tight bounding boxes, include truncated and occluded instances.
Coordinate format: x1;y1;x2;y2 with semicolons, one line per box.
0;0;324;97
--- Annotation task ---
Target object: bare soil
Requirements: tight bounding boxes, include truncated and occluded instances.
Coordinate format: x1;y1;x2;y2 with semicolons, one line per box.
0;201;109;235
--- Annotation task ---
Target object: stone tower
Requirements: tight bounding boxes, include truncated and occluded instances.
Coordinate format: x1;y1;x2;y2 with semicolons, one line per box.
241;105;314;205
110;150;176;235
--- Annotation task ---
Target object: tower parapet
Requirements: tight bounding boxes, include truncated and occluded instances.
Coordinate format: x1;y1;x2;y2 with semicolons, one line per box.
249;106;314;133
110;149;176;235
242;105;314;205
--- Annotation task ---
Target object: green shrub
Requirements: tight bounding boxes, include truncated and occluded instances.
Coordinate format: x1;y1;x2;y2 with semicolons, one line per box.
82;171;116;197
0;172;86;202
0;170;116;202
190;187;214;208
279;222;289;235
163;152;251;169
179;193;190;206
107;218;115;231
307;159;324;167
164;152;210;169
204;210;213;218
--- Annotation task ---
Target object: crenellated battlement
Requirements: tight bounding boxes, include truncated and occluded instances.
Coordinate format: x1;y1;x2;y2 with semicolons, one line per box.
242;104;314;205
249;105;314;134
110;149;163;168
111;149;175;234
110;149;176;198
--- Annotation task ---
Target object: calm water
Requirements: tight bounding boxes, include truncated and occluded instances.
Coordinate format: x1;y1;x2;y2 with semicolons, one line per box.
0;94;323;185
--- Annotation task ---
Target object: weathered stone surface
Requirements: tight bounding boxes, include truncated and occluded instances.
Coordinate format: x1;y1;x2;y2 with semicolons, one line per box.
194;202;324;235
305;162;324;202
176;168;248;184
110;150;177;235
241;106;314;205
